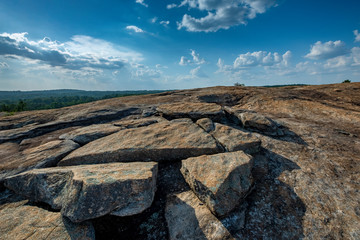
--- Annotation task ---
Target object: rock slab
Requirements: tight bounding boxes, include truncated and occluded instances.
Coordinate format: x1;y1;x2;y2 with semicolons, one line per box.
165;191;234;240
181;151;254;217
59;121;222;166
0;195;95;240
0;140;79;181
4;162;158;222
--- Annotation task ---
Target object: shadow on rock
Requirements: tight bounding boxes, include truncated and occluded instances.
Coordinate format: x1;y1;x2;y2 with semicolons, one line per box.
233;148;306;239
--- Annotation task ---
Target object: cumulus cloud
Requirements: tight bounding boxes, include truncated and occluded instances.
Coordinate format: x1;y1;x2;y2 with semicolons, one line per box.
167;3;178;9
151;17;158;23
131;63;162;79
170;0;277;32
233;51;291;68
354;30;360;42
126;25;144;33
305;40;349;60
179;49;205;65
0;32;142;71
135;0;148;7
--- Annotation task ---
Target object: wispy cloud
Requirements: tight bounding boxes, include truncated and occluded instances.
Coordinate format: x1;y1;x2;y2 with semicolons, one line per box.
135;0;148;7
126;25;145;33
305;40;349;60
160;20;170;27
170;0;277;32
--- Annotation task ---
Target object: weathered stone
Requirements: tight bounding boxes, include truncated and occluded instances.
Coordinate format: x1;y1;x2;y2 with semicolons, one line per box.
181;151;254;217
165;191;234;240
196;118;215;133
4;162;158;222
225;107;284;136
112;117;163;129
157;102;224;121
0;140;79;181
0;192;95;240
211;123;261;153
59;123;121;145
59;121;222;166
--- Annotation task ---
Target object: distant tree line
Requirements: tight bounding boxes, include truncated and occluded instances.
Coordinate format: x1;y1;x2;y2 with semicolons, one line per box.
0;90;165;113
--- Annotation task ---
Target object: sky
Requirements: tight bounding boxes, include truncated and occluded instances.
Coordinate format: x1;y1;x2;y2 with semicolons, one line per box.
0;0;360;91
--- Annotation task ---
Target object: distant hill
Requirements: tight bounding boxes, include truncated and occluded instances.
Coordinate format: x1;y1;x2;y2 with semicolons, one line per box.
0;89;167;112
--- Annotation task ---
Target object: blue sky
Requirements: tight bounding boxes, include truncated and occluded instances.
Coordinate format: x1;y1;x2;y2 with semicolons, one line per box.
0;0;359;90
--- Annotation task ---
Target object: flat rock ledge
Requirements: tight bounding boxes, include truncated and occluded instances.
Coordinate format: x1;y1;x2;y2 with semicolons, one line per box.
165;191;234;240
59;121;222;166
181;151;254;217
4;162;158;222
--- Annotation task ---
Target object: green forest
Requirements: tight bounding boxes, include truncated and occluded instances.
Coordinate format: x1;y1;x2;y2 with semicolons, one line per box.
0;90;166;113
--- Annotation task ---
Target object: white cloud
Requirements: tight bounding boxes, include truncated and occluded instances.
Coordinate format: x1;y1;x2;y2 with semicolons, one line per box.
305;40;349;60
171;0;277;32
136;0;148;7
160;20;170;27
0;32;142;71
233;51;291;68
354;30;360;42
179;49;205;65
131;63;162;80
126;25;144;33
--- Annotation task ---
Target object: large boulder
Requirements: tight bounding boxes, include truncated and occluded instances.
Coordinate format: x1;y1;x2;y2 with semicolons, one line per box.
157;102;224;121
59;121;222;166
59;123;121;145
211;123;261;154
165;191;234;240
225;107;284;136
0;140;79;181
4;162;158;222
181;151;254;217
0;193;95;240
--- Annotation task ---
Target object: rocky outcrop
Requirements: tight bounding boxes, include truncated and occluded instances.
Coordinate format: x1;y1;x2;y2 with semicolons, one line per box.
165;191;234;240
0;191;95;240
5;162;158;222
210;123;261;154
59;121;222;166
157;102;224;121
0;140;79;181
1;82;360;239
181;151;254;217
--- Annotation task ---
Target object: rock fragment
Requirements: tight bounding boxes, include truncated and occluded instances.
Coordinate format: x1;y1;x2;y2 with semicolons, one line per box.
211;123;261;154
165;191;234;240
225;107;284;136
4;162;158;222
181;151;254;217
59;121;222;166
